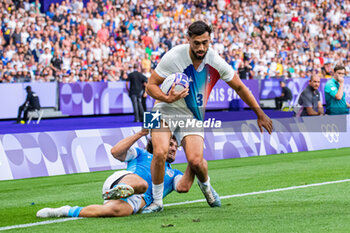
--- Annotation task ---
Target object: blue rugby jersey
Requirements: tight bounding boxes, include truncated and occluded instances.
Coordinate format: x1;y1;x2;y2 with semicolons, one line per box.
126;147;183;206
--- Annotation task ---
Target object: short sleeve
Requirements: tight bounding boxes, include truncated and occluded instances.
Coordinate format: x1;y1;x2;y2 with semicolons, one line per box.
172;169;184;191
299;91;312;107
154;51;178;78
124;147;138;162
212;51;235;82
325;81;338;98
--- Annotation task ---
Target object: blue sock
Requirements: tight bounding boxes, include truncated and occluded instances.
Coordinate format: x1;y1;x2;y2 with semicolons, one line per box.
113;183;126;188
68;206;83;217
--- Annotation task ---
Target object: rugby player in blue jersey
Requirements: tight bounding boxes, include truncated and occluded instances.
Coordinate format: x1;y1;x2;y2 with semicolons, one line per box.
36;129;195;218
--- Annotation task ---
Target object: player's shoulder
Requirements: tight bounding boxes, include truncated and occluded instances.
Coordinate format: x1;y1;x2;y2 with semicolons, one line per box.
205;47;227;65
166;163;183;176
136;148;152;156
207;47;219;56
165;44;189;56
156;44;192;76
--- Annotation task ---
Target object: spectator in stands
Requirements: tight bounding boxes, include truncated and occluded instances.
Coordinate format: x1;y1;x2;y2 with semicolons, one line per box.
126;64;147;122
238;60;253;80
16;85;41;124
39;47;53;67
1;0;350;84
275;80;292;110
322;61;333;79
324;65;350;115
298;75;324;116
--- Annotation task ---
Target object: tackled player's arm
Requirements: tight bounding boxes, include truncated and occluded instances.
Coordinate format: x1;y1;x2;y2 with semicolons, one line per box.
175;163;196;193
110;129;149;162
146;71;188;103
226;73;273;134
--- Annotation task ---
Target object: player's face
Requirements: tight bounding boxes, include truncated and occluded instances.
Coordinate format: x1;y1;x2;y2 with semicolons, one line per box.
309;76;320;90
166;139;178;163
188;32;210;61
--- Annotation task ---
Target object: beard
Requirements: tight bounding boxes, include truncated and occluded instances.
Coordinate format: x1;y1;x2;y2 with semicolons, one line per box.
191;47;208;60
166;155;175;163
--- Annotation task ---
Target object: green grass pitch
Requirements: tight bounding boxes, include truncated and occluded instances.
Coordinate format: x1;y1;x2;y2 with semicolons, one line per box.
1;148;350;232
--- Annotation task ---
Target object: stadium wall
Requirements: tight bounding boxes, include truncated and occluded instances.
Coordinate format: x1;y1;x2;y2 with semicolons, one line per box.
2;79;350;119
0;115;348;180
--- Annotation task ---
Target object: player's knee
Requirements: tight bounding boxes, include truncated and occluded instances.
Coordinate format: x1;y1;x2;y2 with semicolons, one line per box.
108;206;131;217
188;156;204;171
136;179;148;193
153;147;168;160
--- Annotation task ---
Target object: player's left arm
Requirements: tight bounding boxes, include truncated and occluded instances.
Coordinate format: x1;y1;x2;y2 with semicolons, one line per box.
174;165;195;193
226;73;273;134
111;128;149;162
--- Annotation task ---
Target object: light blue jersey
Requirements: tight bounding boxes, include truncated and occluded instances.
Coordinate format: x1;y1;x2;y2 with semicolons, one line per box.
126;148;183;206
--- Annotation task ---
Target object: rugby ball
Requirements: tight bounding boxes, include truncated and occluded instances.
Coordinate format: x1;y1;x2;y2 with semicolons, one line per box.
160;73;189;95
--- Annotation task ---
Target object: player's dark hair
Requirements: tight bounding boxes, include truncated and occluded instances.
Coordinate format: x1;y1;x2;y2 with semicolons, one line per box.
146;135;177;154
334;64;345;73
187;21;212;37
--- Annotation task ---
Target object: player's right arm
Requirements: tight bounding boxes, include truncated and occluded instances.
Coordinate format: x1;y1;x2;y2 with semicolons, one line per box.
111;129;149;162
146;71;189;103
174;163;196;193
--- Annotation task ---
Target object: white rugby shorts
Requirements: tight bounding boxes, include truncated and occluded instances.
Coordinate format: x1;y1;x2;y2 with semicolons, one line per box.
102;170;143;214
153;102;204;145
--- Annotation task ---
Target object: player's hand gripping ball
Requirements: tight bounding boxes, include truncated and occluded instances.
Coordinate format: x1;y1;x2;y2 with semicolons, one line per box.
160;73;189;95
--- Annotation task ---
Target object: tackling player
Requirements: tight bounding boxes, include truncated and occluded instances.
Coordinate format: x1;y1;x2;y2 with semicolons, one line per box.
36;129;195;218
144;21;273;213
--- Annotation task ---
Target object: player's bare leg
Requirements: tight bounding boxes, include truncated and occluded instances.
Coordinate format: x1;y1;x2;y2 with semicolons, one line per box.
37;199;146;218
142;122;172;213
103;174;147;200
182;135;221;207
79;199;144;217
118;174;148;194
182;135;208;182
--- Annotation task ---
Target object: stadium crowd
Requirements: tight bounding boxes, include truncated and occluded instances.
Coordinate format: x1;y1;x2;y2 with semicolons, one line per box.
0;0;349;83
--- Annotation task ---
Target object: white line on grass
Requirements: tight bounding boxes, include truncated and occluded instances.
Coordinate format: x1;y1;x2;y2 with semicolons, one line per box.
165;178;350;206
0;218;82;231
1;178;350;231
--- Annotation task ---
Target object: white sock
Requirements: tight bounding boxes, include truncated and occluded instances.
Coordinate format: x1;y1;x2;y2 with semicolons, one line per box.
152;183;164;205
57;205;71;217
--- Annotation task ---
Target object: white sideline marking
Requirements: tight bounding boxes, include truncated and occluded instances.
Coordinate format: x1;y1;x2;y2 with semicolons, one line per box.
0;218;82;231
1;179;350;231
165;178;350;207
